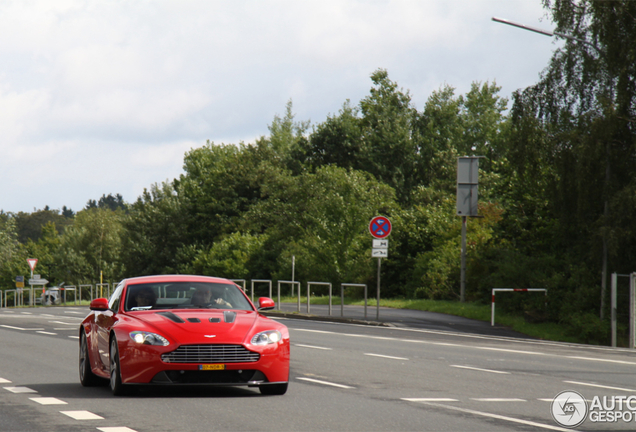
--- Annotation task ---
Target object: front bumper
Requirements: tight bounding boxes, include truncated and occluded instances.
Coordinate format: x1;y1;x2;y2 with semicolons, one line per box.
118;340;290;385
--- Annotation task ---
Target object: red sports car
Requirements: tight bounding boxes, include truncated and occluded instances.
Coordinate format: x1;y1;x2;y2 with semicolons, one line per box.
79;275;289;396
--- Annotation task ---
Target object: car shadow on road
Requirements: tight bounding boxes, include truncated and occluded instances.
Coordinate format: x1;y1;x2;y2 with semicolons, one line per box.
25;382;262;399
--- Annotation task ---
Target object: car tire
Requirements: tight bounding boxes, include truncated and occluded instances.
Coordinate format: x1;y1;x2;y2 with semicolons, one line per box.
259;383;288;396
79;332;102;387
109;337;129;396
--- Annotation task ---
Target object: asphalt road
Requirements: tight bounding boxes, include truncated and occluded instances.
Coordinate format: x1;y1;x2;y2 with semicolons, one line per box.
1;306;636;431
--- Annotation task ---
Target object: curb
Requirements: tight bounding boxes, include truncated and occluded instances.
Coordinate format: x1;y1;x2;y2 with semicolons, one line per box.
261;311;393;327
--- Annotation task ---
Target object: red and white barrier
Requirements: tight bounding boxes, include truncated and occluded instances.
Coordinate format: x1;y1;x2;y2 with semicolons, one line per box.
491;288;547;326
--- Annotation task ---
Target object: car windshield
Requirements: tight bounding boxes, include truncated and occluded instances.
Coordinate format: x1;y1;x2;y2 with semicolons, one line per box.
124;282;253;312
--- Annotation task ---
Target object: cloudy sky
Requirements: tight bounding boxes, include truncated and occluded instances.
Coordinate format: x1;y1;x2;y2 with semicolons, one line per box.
0;0;560;214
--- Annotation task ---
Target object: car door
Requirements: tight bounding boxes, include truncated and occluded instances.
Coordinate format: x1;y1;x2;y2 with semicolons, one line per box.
95;283;124;372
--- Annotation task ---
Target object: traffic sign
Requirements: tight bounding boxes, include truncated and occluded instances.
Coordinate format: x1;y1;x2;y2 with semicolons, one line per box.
372;249;388;258
28;278;48;285
369;216;392;239
27;258;38;272
373;239;388;249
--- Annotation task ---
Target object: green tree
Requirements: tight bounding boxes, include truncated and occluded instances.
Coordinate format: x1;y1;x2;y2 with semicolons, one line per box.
56;208;124;283
121;181;187;276
246;166;398;288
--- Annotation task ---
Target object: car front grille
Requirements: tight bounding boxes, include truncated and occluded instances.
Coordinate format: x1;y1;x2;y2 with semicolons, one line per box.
161;344;260;363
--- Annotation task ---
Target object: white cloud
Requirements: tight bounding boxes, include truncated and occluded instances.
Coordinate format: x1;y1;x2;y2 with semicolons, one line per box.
0;0;557;213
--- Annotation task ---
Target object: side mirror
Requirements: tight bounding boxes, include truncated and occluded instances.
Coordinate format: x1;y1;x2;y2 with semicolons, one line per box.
257;297;275;311
90;298;110;311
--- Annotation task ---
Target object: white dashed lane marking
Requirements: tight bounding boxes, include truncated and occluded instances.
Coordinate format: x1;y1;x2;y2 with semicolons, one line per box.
471;398;527;402
97;427;138;432
0;378;11;383
297;377;355;389
364;353;409;361
68;336;80;339
4;386;37;393
30;397;67;405
294;344;332;350
60;410;104;420
0;325;45;331
450;365;510;374
403;398;459;402
36;331;57;335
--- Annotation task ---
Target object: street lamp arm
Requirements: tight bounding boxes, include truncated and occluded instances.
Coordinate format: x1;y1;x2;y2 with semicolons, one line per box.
492;17;553;37
492;16;600;52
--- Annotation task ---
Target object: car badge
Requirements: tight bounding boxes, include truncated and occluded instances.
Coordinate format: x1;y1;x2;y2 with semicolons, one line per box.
204;335;216;338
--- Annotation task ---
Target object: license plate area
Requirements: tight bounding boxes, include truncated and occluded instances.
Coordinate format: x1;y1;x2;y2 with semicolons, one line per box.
199;364;226;371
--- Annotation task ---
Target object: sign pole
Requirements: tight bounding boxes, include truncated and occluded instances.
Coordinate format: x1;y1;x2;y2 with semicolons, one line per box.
461;216;467;302
377;257;381;320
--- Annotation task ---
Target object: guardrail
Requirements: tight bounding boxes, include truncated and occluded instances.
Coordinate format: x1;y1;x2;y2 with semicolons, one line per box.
276;280;300;312
307;282;332;315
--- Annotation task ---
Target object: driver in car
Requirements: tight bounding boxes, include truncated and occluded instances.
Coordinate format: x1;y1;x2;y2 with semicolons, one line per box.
191;287;232;308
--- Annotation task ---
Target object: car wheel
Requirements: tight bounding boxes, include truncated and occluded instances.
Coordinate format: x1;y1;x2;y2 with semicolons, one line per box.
79;332;102;387
259;383;288;396
109;337;129;396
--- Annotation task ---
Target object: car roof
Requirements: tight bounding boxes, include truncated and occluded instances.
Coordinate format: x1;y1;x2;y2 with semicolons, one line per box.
121;275;235;285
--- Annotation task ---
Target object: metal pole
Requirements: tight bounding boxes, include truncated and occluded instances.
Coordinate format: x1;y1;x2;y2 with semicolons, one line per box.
376;258;381;320
461;216;467;302
365;285;368;320
611;273;617;347
491;289;495;326
341;284;344;317
631;273;636;349
307;283;310;314
291;255;295;297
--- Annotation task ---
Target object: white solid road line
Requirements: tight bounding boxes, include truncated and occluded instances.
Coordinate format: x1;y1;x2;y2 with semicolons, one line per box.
294;344;332;350
403;400;576;432
364;353;409;361
293;328;636;366
563;380;636;392
30;397;67;405
450;365;510;374
296;377;355;389
60;410;104;420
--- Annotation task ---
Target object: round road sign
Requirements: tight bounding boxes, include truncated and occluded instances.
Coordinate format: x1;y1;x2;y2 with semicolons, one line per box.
369;216;392;239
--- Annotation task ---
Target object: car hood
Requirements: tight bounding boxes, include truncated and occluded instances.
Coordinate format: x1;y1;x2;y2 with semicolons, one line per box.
126;310;262;345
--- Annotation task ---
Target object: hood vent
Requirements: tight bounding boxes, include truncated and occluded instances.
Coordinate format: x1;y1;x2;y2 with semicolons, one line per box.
157;311;185;323
187;317;201;323
224;311;237;324
209;317;221;323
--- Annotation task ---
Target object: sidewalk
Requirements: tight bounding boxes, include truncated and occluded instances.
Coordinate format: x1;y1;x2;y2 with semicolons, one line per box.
265;302;533;339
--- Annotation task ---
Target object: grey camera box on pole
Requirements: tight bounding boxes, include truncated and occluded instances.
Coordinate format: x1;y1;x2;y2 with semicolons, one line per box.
456;157;479;216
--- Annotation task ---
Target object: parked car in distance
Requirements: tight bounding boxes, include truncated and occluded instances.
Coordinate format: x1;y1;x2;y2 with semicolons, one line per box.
79;275;290;396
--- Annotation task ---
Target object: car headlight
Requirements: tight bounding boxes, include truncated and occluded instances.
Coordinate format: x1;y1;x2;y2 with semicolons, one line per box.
129;331;170;346
251;330;282;345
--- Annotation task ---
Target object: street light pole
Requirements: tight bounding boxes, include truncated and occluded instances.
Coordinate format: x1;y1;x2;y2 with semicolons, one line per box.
492;15;610;320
